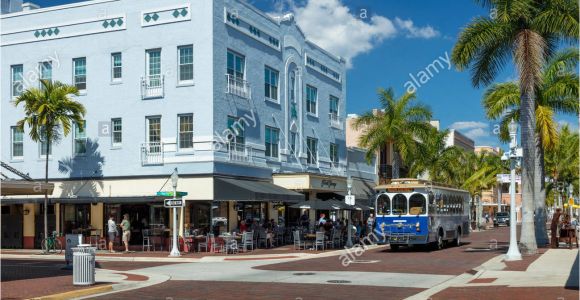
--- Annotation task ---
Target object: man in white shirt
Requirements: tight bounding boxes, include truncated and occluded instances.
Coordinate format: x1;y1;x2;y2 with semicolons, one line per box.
107;215;117;253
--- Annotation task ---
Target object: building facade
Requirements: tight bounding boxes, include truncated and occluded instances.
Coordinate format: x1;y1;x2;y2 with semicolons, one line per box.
445;129;475;152
1;0;375;248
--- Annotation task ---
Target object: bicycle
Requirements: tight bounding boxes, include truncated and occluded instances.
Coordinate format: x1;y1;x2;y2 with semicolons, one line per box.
41;231;63;254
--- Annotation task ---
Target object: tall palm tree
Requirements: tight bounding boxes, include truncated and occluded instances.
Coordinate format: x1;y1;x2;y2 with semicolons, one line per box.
352;88;432;178
451;0;578;254
482;48;579;245
13;80;86;244
545;125;580;202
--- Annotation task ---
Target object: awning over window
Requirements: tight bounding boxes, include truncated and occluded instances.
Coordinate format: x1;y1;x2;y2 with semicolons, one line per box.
214;177;304;202
1;196;161;205
1;181;54;196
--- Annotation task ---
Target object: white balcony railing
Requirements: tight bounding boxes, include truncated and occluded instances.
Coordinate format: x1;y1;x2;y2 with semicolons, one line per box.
141;75;164;99
227;142;252;163
329;113;343;129
141;142;163;165
225;74;251;99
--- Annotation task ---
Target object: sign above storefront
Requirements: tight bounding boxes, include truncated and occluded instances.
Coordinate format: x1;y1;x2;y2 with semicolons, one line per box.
156;191;188;197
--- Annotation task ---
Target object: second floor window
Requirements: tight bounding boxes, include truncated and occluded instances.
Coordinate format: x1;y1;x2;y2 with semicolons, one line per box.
306;137;317;164
306;85;317;115
11;65;23;97
39;61;52;87
330;95;339;117
111;53;122;81
264;66;279;101
330;143;339;164
73;57;86;91
112;118;122;147
11;126;23;159
227;50;245;80
227;116;245;145
289;132;297;155
265;126;279;158
39;127;51;157
178;45;194;83
74;121;87;155
178;114;194;150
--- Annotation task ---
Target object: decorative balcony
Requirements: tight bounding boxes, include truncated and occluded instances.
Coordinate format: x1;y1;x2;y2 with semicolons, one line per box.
227;142;252;163
140;142;163;165
141;75;164;99
329;113;343;130
225;74;251;99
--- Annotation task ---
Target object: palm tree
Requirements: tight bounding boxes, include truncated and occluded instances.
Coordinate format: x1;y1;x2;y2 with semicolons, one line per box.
13;80;86;244
482;48;579;245
451;0;578;254
545;125;580;204
352;88;432;178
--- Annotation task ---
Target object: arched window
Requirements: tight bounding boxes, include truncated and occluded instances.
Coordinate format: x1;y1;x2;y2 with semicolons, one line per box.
409;194;426;215
392;194;407;215
376;194;391;215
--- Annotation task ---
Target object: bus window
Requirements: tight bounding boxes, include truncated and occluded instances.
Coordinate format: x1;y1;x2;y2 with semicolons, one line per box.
376;194;391;215
409;194;426;215
392;194;407;215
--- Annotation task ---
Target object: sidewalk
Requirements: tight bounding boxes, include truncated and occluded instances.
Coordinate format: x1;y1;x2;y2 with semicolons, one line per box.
409;248;579;300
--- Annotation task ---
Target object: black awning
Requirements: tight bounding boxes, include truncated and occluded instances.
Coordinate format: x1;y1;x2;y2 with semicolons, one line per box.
1;196;162;205
214;177;304;203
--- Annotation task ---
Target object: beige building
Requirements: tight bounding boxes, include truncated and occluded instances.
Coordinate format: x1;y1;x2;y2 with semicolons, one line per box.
445;129;475;152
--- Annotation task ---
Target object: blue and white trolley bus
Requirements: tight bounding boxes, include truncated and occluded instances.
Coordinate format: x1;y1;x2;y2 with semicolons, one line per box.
374;178;470;250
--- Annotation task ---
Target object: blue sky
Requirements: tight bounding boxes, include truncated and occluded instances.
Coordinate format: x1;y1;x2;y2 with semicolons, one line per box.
32;0;578;147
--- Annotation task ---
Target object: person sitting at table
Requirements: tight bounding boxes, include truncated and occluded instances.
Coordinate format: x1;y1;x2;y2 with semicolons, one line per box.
300;212;310;228
239;220;248;233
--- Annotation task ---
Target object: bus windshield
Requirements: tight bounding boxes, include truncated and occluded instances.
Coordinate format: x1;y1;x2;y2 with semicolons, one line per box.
409;194;426;215
376;194;391;215
392;194;407;215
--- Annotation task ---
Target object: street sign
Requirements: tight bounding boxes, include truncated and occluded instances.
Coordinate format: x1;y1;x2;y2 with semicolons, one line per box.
345;195;355;205
164;198;184;208
157;191;188;197
569;198;574;206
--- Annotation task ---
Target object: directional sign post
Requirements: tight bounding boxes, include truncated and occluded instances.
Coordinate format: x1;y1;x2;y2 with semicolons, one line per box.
164;198;185;208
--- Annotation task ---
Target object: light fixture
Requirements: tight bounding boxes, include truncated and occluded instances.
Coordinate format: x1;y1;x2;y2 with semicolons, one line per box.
508;119;518;136
171;168;179;190
23;209;30;215
346;175;353;190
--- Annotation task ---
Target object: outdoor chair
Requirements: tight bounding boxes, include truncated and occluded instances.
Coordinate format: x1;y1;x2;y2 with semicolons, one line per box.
293;230;306;250
198;234;211;252
89;229;101;247
142;229;154;252
224;237;239;255
210;234;224;253
240;231;254;252
332;228;342;248
314;231;326;251
257;228;268;248
275;227;285;246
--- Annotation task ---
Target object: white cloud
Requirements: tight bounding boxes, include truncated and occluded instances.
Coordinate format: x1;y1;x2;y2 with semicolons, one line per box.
394;17;440;39
449;121;490;141
269;0;439;68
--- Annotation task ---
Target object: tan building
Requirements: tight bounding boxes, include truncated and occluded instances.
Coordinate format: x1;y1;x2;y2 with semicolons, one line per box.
445;129;475;152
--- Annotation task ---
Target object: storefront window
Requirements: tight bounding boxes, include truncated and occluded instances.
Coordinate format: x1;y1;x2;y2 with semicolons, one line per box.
61;204;90;234
189;202;210;232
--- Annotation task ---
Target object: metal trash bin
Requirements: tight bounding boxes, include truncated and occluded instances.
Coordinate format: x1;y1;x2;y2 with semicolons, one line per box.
72;246;96;286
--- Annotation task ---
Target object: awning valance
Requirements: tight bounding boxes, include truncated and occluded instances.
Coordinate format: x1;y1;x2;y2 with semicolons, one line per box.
214;177;304;202
1;181;54;196
1;196;161;205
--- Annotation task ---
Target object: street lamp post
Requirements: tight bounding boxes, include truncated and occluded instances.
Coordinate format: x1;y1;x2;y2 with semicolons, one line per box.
505;120;522;261
169;168;181;257
345;175;353;248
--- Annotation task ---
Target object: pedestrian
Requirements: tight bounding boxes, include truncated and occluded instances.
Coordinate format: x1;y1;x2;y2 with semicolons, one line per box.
121;214;131;253
318;213;327;227
107;215;117;253
367;213;375;235
550;208;562;248
485;213;490;224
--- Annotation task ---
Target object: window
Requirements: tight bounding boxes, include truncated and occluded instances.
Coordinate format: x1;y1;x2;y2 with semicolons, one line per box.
265;126;279;158
289;71;296;103
111;53;122;81
306;85;317;115
146;49;161;87
147;116;161;143
227;116;245;145
306;137;317;164
289;132;297;155
392;194;407;215
73;57;86;91
264;66;279;101
74;121;87;155
39;61;52;87
11;126;23;159
227;50;245;80
376;194;391;215
409;194;426;215
11;65;23;97
330;143;338;164
178;45;193;83
178;114;193;150
111;118;122;147
330;95;339;117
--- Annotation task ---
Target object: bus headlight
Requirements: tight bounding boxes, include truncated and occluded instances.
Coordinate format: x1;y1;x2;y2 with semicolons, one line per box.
415;222;420;232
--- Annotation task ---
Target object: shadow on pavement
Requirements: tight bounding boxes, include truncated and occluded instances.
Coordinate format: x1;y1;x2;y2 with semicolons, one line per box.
1;259;71;282
565;252;579;290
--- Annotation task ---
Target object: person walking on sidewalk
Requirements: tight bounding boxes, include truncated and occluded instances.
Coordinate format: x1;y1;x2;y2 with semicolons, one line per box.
107;215;117;253
550;208;562;248
121;214;131;253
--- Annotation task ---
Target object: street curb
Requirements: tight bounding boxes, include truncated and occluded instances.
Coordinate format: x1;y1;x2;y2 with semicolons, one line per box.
26;284;113;300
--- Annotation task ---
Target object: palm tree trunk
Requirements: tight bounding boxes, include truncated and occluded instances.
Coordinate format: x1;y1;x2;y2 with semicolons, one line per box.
44;137;49;245
392;151;401;179
534;137;548;246
519;92;538;255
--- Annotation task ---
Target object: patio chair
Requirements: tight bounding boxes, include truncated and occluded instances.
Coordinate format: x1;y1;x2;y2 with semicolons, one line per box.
198;234;211;252
293;230;306;250
332;228;342;248
224;237;239;255
314;231;326;251
257;228;268;248
142;229;154;252
210;234;224;253
240;231;254;252
275;227;285;246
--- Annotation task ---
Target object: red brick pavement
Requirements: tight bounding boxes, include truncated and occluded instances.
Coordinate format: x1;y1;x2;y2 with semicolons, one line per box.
430;286;579;300
1;275;111;300
91;280;424;300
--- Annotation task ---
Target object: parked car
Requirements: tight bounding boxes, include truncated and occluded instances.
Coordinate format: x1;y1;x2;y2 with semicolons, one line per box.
494;212;510;227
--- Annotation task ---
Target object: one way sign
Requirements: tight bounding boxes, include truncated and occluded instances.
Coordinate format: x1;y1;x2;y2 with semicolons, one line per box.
164;198;184;208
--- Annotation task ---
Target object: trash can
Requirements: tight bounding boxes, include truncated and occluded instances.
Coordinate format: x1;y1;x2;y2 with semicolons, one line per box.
72;246;96;286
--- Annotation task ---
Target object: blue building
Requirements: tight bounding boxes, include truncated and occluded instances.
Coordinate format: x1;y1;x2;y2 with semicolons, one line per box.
1;0;375;248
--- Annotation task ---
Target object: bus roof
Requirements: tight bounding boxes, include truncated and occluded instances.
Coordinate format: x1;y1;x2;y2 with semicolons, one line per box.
374;178;468;193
